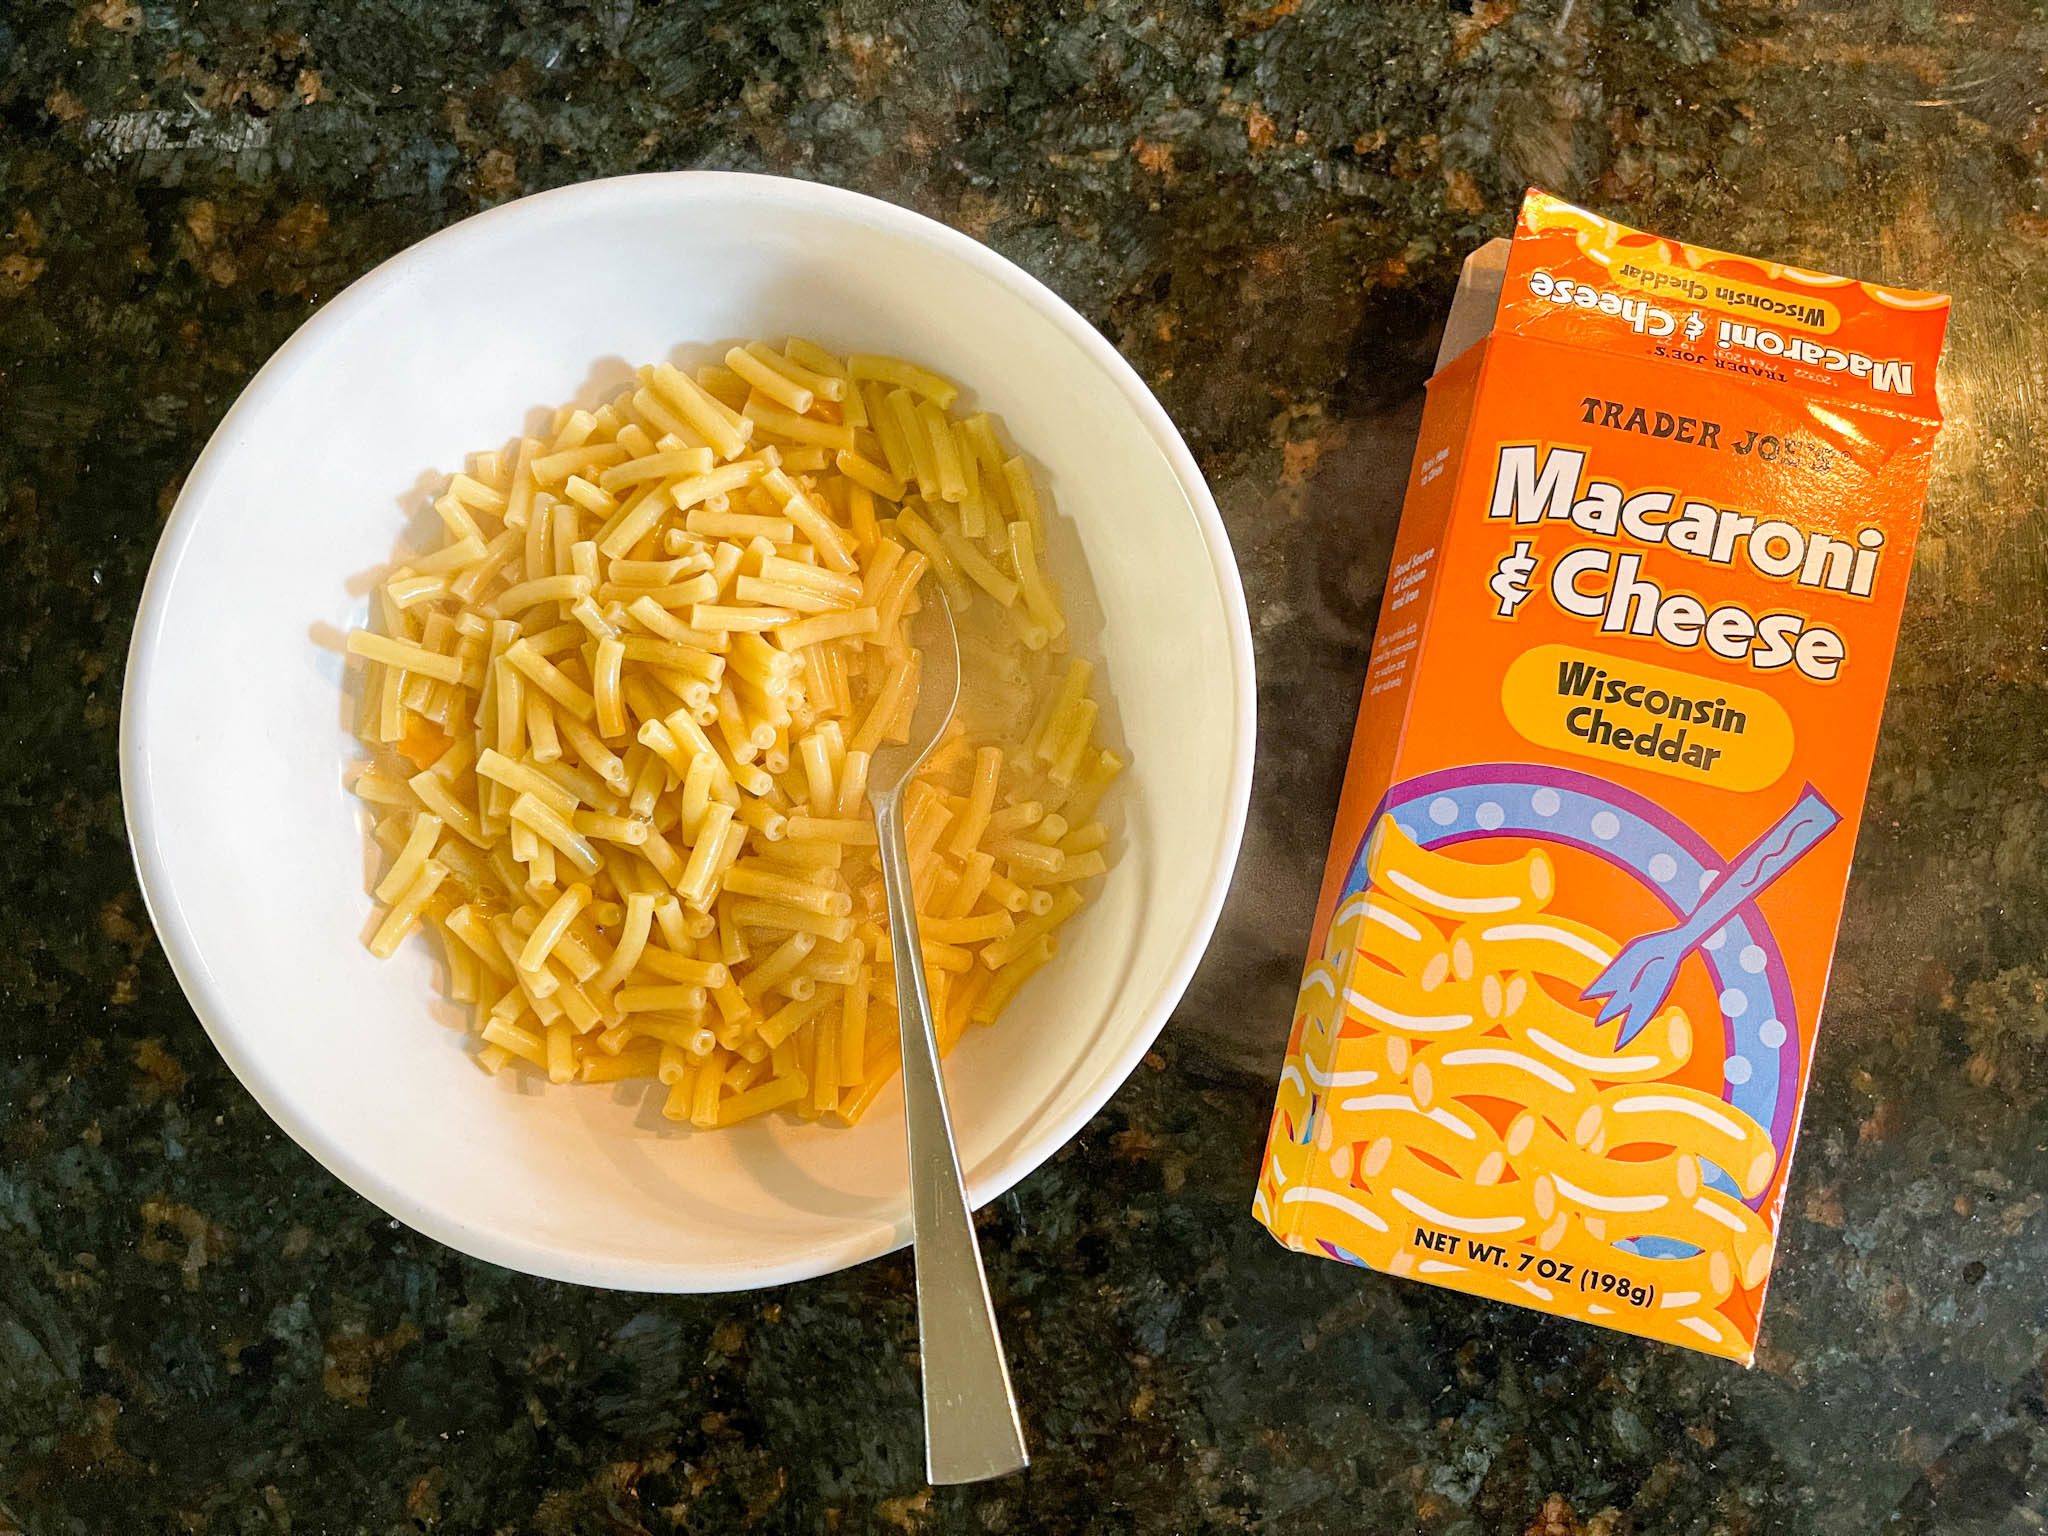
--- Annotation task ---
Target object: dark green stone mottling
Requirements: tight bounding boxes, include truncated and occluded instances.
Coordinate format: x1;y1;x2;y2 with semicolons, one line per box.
3;0;2048;1530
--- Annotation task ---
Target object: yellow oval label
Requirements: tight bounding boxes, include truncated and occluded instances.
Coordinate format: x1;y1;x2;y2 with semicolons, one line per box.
1501;645;1794;793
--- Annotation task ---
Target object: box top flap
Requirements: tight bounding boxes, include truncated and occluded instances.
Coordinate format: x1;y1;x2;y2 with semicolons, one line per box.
1490;189;1949;422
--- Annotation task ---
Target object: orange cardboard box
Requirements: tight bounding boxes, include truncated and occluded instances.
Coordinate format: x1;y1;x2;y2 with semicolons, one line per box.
1254;191;1950;1362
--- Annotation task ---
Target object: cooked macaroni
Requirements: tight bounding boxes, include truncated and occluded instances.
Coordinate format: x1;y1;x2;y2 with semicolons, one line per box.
343;342;1121;1128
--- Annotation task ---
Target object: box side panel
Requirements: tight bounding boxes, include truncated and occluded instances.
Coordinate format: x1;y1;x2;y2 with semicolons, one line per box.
1257;341;1487;1251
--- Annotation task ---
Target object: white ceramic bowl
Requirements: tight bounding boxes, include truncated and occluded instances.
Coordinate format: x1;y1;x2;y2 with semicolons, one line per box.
121;172;1254;1291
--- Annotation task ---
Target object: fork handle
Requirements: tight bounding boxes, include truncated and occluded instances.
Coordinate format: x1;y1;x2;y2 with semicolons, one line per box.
874;797;1030;1486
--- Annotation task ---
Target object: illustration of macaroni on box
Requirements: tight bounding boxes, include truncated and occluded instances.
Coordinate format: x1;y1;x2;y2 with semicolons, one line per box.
1256;191;1950;1362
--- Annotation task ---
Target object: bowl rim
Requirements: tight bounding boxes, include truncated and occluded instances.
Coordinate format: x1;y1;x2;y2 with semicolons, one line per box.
119;170;1257;1292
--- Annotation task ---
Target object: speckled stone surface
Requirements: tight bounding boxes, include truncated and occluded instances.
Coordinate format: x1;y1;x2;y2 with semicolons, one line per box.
4;1;2047;1531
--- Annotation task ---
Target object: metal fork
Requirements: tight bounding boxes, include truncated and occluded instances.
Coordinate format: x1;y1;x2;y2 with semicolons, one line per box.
866;584;1030;1485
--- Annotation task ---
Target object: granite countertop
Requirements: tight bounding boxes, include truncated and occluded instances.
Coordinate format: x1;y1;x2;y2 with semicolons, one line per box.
4;1;2047;1531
